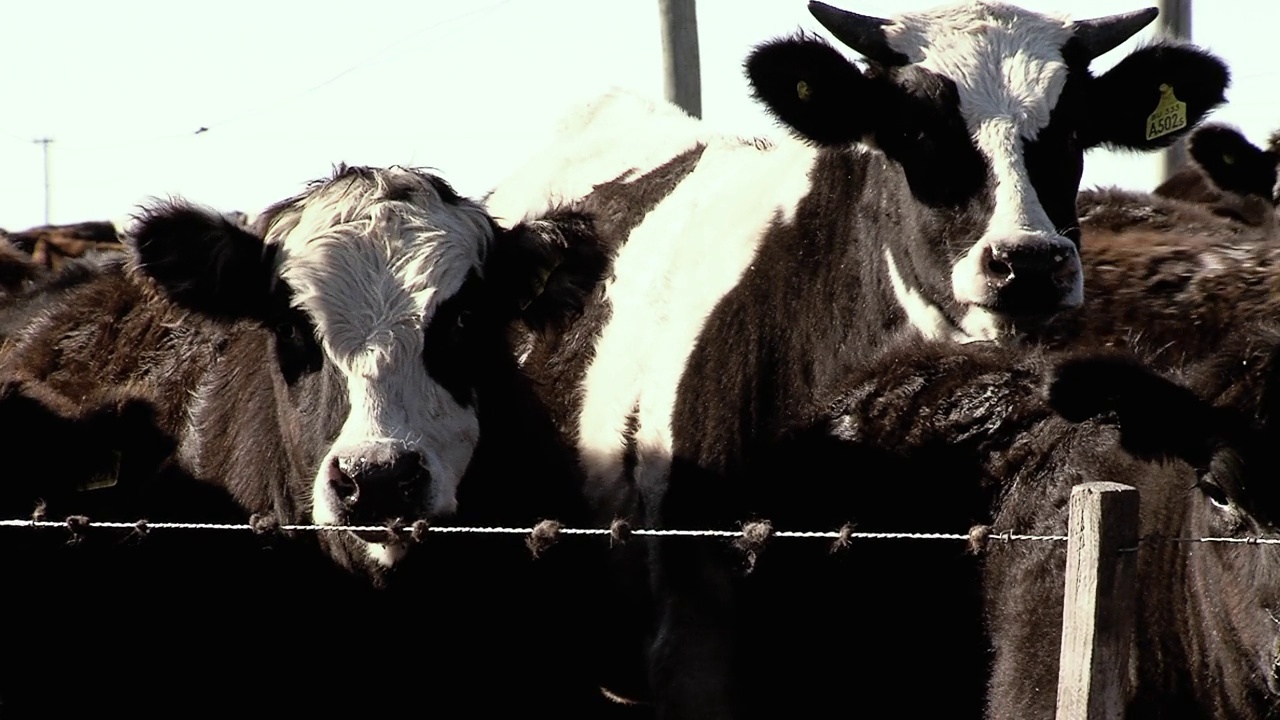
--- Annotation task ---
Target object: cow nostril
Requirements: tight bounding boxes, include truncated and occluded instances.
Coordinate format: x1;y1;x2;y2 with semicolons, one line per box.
986;256;1013;281
328;458;358;504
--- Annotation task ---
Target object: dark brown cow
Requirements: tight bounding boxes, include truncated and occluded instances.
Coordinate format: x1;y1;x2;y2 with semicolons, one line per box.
1152;122;1279;226
773;331;1280;719
1015;186;1280;366
2;220;125;271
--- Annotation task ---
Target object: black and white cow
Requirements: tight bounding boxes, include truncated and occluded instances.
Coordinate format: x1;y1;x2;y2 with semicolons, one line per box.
482;2;1230;716
0;165;617;716
782;330;1280;719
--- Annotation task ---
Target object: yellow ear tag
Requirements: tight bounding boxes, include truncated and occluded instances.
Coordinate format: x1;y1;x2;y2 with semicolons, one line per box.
1145;83;1187;141
77;450;121;492
796;80;811;102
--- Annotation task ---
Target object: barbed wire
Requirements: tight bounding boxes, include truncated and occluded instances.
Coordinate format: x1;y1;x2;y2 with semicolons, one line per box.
4;512;1277;570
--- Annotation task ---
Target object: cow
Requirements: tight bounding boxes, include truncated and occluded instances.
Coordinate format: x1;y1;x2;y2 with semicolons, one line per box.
0;165;622;717
2;219;125;271
1152;122;1280;225
777;329;1280;719
481;1;1231;716
1018;184;1280;367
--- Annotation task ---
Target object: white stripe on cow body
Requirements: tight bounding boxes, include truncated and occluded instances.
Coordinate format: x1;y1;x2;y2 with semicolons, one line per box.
884;247;1002;344
886;3;1079;303
484;87;762;229
265;169;494;566
575;135;820;503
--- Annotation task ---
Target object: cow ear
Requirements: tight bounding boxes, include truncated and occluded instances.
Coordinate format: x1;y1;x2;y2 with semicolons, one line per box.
1046;352;1220;467
1188;125;1278;200
487;209;612;332
130;200;290;324
1080;42;1230;151
745;34;875;147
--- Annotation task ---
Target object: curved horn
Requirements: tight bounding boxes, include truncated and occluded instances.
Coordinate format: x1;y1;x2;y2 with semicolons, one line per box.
1070;7;1159;61
807;1;908;66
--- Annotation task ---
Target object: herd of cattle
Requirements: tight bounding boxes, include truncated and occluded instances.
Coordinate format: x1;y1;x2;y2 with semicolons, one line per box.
3;1;1280;718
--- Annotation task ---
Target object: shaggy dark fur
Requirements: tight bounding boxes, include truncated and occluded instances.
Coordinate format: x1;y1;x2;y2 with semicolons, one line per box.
782;331;1280;719
1019;194;1280;367
3;219;125;271
0;187;628;717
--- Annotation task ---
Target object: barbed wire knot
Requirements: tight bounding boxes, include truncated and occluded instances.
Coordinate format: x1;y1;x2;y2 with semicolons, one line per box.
410;520;430;544
31;500;47;523
249;513;280;536
609;518;632;547
132;520;150;540
64;515;90;546
967;524;993;555
526;519;562;559
734;520;773;573
829;523;855;554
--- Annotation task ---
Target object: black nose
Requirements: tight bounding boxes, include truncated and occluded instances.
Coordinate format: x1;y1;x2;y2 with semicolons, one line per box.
328;451;425;523
983;243;1074;286
981;240;1081;313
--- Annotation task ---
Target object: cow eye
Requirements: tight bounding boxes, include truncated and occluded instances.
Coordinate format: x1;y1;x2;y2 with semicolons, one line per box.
1196;475;1231;509
274;310;324;384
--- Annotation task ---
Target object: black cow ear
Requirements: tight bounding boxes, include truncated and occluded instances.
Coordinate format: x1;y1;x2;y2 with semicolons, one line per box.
1080;41;1230;151
130;199;289;324
1187;125;1278;200
488;209;612;332
745;34;876;147
1046;352;1219;467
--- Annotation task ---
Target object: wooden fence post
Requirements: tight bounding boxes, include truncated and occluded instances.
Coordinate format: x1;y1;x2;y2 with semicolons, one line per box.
1055;481;1139;720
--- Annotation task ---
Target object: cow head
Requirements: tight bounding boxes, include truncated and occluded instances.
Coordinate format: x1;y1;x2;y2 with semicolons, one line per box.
131;165;507;569
1048;335;1280;700
746;1;1229;339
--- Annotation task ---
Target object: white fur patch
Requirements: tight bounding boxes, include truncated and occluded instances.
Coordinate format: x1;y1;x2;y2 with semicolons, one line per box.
483;86;771;229
885;248;1001;344
572;129;819;505
262;167;494;561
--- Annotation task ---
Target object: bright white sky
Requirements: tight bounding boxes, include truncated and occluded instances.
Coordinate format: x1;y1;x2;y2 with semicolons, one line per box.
1;0;1275;231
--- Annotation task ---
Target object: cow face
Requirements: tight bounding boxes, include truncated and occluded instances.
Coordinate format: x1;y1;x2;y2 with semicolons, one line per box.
747;1;1229;338
131;166;499;568
1048;341;1280;700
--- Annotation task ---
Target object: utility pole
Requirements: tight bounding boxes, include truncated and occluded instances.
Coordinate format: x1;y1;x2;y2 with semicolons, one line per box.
659;0;702;118
1158;0;1191;182
33;137;52;225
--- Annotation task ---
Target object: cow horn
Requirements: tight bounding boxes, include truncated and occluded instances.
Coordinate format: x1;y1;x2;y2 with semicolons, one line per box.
1070;7;1159;61
807;1;908;66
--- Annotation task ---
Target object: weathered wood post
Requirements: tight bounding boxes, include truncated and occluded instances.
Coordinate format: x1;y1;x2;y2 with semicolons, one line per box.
658;0;702;118
1055;482;1139;720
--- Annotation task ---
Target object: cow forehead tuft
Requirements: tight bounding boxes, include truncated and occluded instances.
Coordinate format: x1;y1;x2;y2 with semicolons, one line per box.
883;1;1074;137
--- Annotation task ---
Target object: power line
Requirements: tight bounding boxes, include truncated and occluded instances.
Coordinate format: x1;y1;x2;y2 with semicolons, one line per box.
196;0;522;135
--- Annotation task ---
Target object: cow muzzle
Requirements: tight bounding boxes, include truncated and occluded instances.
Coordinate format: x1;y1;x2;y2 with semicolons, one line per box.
326;447;429;538
954;234;1083;316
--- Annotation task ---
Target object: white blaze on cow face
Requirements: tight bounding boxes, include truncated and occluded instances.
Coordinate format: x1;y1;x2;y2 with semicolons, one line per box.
262;168;494;566
885;3;1083;313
